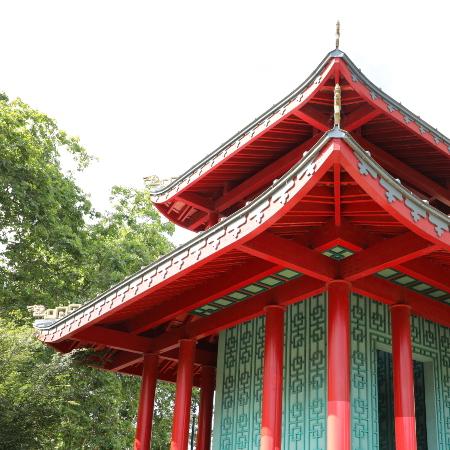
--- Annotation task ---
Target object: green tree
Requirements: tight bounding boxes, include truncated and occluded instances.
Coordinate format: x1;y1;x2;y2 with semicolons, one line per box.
0;94;178;449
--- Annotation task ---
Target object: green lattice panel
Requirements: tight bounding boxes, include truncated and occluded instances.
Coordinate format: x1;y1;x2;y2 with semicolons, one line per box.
350;294;450;450
213;294;327;450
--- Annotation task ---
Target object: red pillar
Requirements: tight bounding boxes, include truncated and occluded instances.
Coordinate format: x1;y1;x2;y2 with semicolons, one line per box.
260;305;285;450
391;304;417;450
170;339;196;450
134;354;158;450
327;280;351;450
196;366;216;450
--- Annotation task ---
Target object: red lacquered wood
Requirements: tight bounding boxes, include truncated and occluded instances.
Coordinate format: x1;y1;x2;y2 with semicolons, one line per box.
134;354;158;450
170;339;196;450
327;281;351;450
196;366;216;450
260;305;285;450
391;304;417;450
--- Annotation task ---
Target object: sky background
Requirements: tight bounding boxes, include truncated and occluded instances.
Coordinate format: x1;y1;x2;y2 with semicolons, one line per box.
2;1;449;244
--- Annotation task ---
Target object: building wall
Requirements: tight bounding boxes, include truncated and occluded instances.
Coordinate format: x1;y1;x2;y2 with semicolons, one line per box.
350;294;450;450
212;294;450;449
213;294;327;450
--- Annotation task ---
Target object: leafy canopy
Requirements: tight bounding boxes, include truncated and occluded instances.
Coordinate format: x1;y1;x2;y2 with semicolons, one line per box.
0;93;183;449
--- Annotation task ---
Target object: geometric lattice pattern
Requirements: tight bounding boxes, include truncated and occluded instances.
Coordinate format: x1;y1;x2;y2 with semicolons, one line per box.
322;245;354;260
191;269;301;317
377;268;450;305
213;294;327;450
350;294;450;449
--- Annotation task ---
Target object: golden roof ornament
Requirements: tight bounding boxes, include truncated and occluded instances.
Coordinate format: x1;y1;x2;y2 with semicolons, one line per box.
334;83;342;128
335;20;340;49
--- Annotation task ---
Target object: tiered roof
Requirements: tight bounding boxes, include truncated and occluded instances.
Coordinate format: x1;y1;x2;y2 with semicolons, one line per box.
152;50;450;231
33;49;450;383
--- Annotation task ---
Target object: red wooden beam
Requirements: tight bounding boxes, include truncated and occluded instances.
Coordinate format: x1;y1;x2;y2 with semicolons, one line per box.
306;219;371;251
216;135;321;213
125;259;280;334
352;276;450;328
75;326;152;353
334;164;341;226
149;276;324;356
176;192;215;213
240;231;337;282
353;135;450;207
292;106;330;132
340;232;438;281
104;345;216;373
342;103;381;131
396;258;450;293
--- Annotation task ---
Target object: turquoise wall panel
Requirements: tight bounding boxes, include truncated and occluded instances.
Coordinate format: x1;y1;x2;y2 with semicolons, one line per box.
350;294;450;450
213;293;450;449
213;294;327;450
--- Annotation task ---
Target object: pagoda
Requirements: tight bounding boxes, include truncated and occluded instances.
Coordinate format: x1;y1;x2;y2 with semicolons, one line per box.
33;28;450;450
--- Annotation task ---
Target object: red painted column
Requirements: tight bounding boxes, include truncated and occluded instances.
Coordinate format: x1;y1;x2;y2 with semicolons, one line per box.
170;339;196;450
391;304;417;450
260;305;285;450
196;366;216;450
327;280;351;450
134;354;158;450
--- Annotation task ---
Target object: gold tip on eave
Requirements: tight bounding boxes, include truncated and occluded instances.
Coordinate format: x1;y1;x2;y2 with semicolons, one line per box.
336;20;340;49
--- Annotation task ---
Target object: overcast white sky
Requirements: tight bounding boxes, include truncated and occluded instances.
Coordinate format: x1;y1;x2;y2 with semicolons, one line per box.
2;1;449;244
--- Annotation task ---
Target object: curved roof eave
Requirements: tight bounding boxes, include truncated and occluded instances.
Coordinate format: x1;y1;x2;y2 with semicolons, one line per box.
151;49;450;206
35;128;449;344
150;50;340;203
35;131;336;342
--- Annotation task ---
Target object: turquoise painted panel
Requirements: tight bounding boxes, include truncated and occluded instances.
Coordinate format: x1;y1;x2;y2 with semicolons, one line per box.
213;294;327;450
213;293;450;449
350;294;450;450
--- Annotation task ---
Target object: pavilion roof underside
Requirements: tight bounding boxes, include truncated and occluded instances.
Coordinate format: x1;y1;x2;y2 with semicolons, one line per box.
152;51;450;231
36;132;450;377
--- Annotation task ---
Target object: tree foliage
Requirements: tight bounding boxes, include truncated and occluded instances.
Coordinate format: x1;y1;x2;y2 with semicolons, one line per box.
0;94;181;449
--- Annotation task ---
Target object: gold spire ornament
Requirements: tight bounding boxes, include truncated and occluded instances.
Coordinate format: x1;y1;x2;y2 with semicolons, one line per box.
334;83;342;128
335;20;340;49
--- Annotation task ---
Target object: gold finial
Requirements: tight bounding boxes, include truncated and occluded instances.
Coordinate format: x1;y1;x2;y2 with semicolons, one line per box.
334;83;342;128
335;20;340;49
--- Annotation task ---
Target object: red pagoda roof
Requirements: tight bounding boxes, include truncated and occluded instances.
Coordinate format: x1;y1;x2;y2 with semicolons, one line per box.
151;50;450;231
35;128;450;381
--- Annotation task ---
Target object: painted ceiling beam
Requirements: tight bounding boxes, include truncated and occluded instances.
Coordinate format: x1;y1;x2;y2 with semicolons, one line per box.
75;326;152;353
396;258;450;293
109;276;324;371
239;231;337;282
149;275;324;356
125;259;281;334
176;192;215;213
102;343;217;372
340;232;438;281
353;276;450;329
342;103;382;130
292;106;330;132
